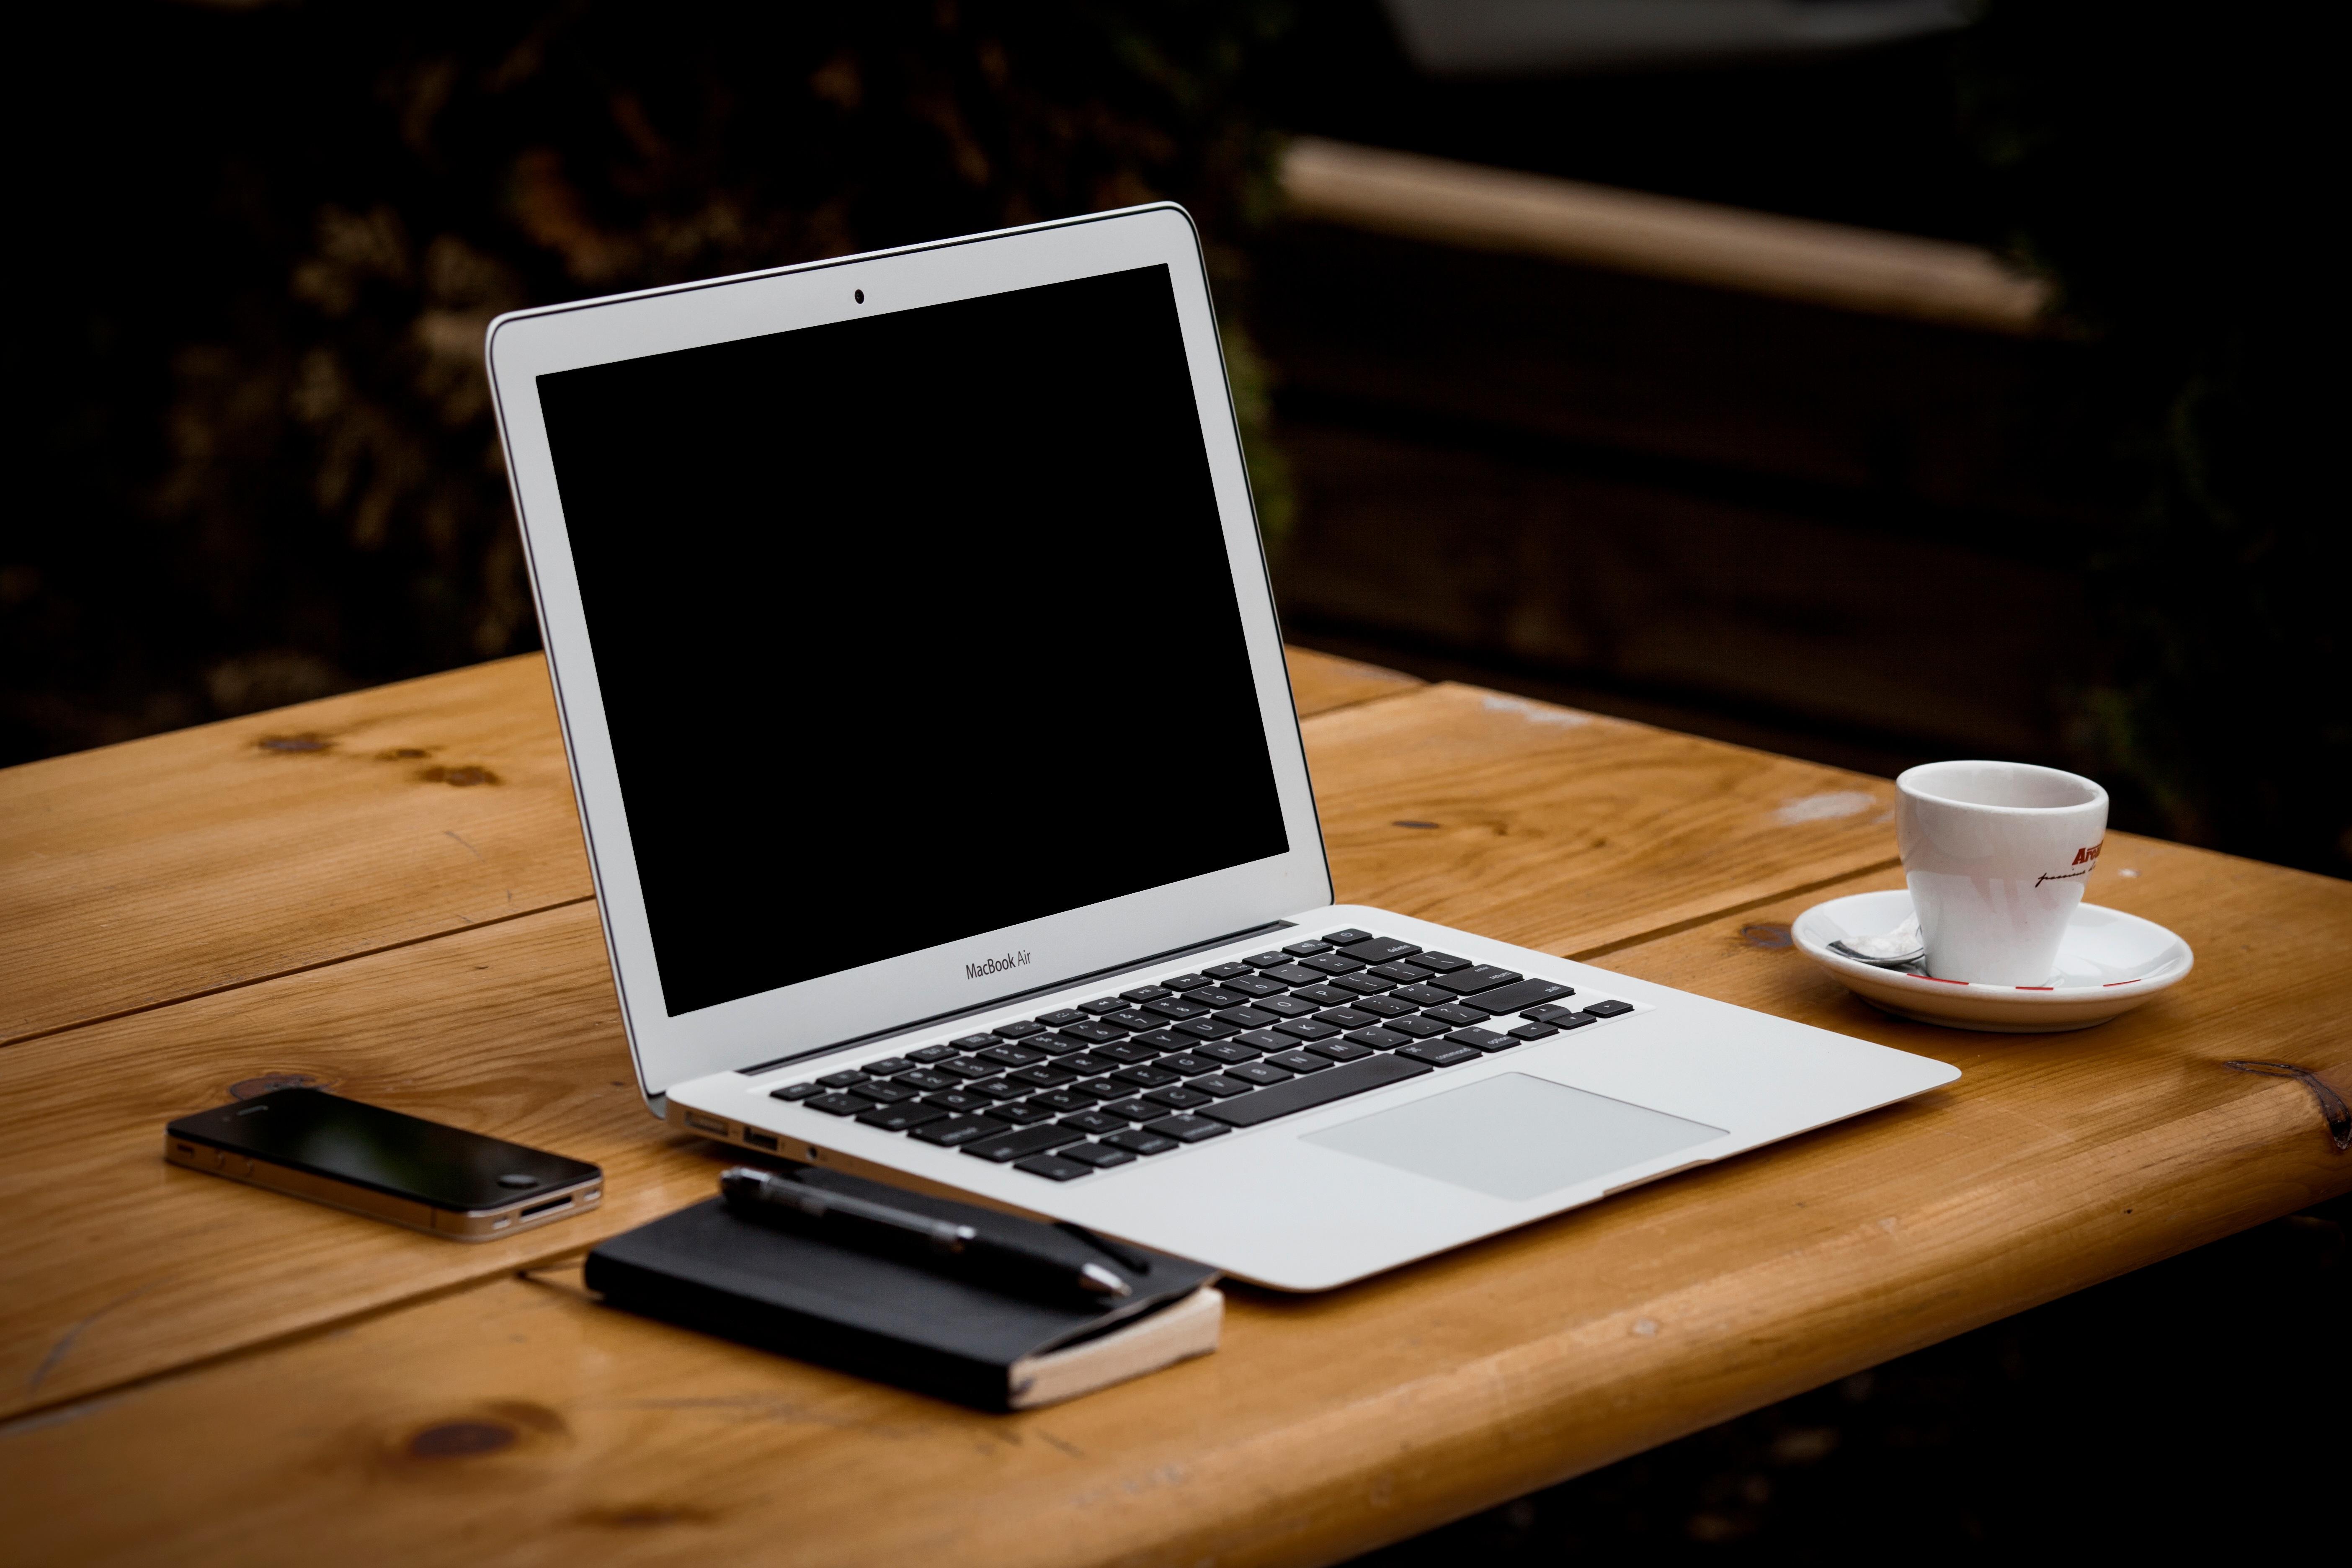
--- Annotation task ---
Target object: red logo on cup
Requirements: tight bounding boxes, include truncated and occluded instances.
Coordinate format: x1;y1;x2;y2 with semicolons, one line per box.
2071;840;2104;867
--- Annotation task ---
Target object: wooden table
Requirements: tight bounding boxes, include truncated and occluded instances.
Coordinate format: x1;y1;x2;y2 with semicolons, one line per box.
3;648;2347;1567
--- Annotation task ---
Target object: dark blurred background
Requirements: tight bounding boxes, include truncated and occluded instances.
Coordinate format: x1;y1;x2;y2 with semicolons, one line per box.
3;0;2343;1553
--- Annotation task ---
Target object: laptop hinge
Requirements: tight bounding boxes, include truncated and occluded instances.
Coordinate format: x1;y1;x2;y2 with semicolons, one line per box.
738;918;1297;1078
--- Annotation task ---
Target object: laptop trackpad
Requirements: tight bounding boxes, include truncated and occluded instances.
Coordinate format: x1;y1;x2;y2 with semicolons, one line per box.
1301;1073;1726;1202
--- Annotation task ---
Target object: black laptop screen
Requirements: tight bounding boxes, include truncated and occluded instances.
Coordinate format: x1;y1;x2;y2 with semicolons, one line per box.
536;264;1290;1016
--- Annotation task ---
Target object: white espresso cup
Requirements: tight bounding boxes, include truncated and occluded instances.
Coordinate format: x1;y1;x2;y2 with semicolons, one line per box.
1895;760;2110;985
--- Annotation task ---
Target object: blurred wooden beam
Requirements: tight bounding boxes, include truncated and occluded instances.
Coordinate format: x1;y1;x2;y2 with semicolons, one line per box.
1280;137;2052;335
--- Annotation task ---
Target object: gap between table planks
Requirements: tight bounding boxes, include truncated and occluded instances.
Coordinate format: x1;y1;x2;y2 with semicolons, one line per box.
0;647;1419;1052
0;670;1914;1419
5;833;2347;1568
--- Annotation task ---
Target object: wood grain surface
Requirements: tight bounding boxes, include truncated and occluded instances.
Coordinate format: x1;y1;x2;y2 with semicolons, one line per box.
0;678;1896;1419
7;831;2345;1568
0;647;1405;1052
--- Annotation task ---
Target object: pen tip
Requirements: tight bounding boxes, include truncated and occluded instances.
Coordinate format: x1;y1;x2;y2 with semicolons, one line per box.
1080;1262;1132;1298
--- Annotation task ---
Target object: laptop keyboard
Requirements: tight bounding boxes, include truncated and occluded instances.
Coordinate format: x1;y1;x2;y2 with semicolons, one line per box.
762;929;1638;1182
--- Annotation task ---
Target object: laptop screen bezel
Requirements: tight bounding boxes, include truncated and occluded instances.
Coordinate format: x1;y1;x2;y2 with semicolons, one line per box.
485;204;1333;1102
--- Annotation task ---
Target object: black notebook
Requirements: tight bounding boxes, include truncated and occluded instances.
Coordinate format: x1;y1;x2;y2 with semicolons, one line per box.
584;1168;1222;1411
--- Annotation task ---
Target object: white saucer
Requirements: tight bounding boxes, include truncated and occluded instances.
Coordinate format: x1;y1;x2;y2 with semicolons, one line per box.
1792;890;2194;1033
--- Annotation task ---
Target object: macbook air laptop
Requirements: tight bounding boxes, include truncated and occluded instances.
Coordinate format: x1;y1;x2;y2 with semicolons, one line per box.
485;202;1957;1291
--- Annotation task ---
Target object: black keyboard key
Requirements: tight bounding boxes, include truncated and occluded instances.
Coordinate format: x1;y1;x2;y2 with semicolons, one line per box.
1398;1039;1480;1067
1151;1051;1217;1077
1292;984;1355;1008
1275;1018;1342;1041
1187;987;1248;1010
951;1033;999;1051
1224;1060;1293;1086
1403;951;1471;975
1189;1074;1256;1098
1079;996;1128;1014
1354;995;1416;1018
1008;1065;1075;1088
1213;1007;1279;1030
922;1090;990;1113
993;1020;1048;1039
862;1057;915;1077
994;1102;1057;1126
1393;983;1454;1006
1261;964;1324;986
1431;965;1523;997
1161;972;1212;991
1460;978;1575;1016
1316;1006;1378;1030
1014;1154;1092;1181
892;1068;956;1091
1059;1110;1128;1135
1034;1009;1086;1029
1134;1029;1192;1052
1203;1052;1432;1127
1253;994;1318;1018
976;1043;1044;1068
1421;1003;1487;1027
1509;1022;1560;1041
1190;1041;1259;1065
1104;1128;1179;1155
1094;1042;1158;1065
769;1083;823;1101
1369;961;1431;983
1054;1020;1122;1044
1387;1014;1450;1039
804;1092;876;1116
1203;962;1253;980
854;1081;918;1104
1173;1017;1241;1042
1341;936;1421;964
1321;927;1375;946
1144;1085;1213;1111
1299;952;1365;975
1235;1029;1292;1052
936;1058;995;1081
1145;1114;1232;1143
1242;950;1293;968
1143;997;1210;1021
907;1044;958;1064
1027;1089;1099;1113
1308;1039;1375;1063
1447;1027;1513;1052
1063;1142;1137;1169
1522;1002;1583;1024
1031;1034;1088;1056
1267;1049;1333;1074
1331;974;1394;996
1283;940;1333;956
1056;1053;1117;1076
1346;1027;1412;1050
1110;1064;1180;1088
962;1124;1085;1163
1101;1098;1162;1122
817;1070;869;1088
1219;974;1284;998
910;1114;1010;1147
856;1103;949;1132
1584;998;1637;1018
1122;985;1173;1004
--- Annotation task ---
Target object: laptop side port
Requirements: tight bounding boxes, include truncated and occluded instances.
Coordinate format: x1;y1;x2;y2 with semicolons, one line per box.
743;1129;779;1151
683;1110;728;1135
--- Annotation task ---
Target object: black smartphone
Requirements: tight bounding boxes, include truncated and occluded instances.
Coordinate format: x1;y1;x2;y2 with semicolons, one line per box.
165;1087;603;1241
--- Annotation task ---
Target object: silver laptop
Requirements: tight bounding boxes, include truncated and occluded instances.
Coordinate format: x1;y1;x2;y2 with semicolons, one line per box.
485;203;1957;1291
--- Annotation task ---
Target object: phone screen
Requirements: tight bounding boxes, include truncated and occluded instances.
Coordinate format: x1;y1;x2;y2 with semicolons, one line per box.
168;1088;598;1211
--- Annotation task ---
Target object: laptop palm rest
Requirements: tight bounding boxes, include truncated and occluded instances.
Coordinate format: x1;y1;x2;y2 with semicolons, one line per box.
1301;1073;1726;1202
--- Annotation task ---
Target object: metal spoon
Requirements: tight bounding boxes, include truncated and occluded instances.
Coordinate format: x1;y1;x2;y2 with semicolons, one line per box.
1828;916;1925;968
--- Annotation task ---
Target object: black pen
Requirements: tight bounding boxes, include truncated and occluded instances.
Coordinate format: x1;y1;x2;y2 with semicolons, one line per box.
720;1167;1131;1303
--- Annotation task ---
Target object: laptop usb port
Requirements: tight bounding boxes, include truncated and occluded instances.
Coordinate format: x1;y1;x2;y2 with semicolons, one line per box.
742;1129;779;1151
518;1195;572;1220
683;1111;728;1135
